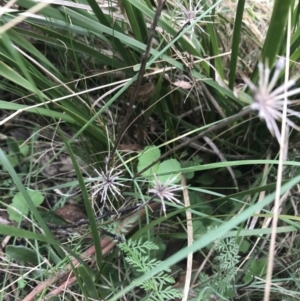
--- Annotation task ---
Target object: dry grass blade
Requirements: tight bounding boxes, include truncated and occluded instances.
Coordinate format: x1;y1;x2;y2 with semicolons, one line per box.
181;174;193;301
264;7;292;301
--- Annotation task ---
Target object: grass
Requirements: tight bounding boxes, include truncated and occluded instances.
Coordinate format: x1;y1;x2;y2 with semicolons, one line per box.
1;0;300;300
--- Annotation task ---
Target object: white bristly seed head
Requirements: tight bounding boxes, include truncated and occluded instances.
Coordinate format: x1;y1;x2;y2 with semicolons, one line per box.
91;162;125;205
169;0;209;42
243;58;300;144
148;175;183;214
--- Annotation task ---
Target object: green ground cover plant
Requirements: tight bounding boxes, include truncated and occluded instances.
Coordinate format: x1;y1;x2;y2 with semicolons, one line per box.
1;0;300;300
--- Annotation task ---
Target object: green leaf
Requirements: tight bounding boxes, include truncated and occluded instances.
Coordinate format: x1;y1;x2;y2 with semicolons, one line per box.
189;191;212;215
6;245;39;264
243;258;267;283
7;189;44;222
19;143;29;157
249;258;267;276
77;266;99;300
182;156;202;180
0;150;18;170
196;173;215;186
7;137;21;156
18;278;26;289
38;208;67;225
155;159;181;184
137;146;161;178
7;196;28;222
193;220;205;235
239;239;250;253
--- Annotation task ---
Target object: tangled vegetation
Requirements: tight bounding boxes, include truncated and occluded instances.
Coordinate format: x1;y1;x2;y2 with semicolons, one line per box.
1;0;300;300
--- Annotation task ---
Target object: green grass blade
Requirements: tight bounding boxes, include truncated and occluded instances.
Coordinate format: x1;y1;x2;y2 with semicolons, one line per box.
122;0;144;42
261;0;293;65
0;59;46;97
229;0;245;89
8;28;61;76
108;174;300;301
203;2;224;80
0;149;63;257
13;25;126;70
0;101;75;123
127;0;200;56
77;265;100;300
84;0;137;65
59;129;103;266
0;224;59;245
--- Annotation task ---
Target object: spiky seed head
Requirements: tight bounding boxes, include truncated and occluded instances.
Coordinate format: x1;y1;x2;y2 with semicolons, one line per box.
91;167;125;205
243;58;300;144
148;175;183;214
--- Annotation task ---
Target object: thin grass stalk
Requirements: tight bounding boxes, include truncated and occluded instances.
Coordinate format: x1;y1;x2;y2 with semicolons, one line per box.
263;7;292;301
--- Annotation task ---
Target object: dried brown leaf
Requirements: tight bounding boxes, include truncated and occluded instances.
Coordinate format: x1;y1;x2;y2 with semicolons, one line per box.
128;82;155;102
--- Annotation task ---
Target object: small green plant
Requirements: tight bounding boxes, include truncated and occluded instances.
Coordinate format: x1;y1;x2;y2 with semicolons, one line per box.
137;145;181;184
119;238;183;301
7;189;44;222
243;257;267;284
137;145;183;214
192;228;241;300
